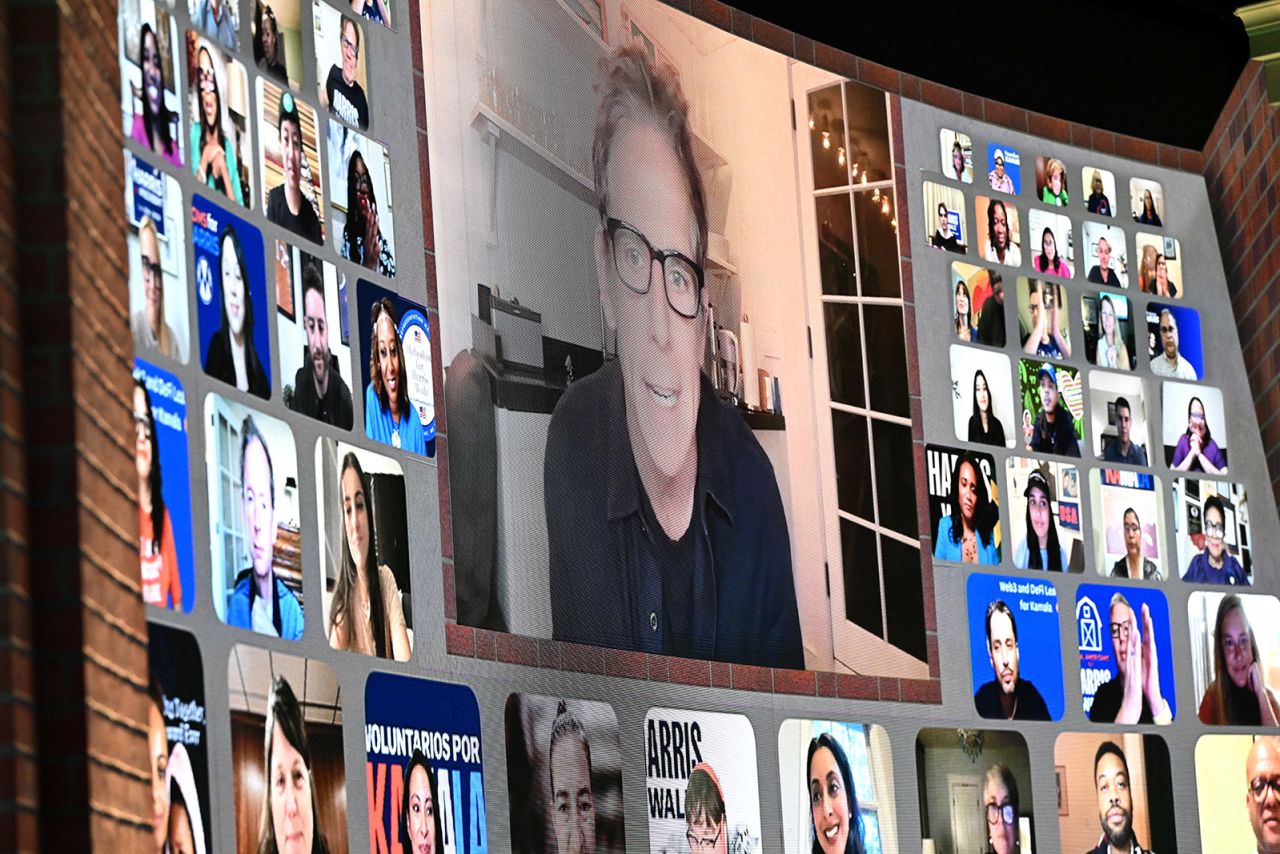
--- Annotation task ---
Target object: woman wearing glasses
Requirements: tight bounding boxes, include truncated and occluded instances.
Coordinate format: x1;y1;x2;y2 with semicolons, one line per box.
1171;396;1227;474
340;149;394;276
1199;594;1278;725
189;45;242;205
1182;495;1250;586
135;375;182;609
325;16;369;129
982;763;1021;854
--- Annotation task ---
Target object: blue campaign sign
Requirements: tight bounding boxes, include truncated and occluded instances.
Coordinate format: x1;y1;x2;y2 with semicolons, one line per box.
365;673;487;854
966;572;1064;720
987;142;1022;195
129;152;168;237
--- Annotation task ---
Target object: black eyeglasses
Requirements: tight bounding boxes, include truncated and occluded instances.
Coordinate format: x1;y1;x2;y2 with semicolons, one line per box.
140;254;162;283
1251;776;1280;803
986;803;1016;826
685;823;722;851
605;217;704;319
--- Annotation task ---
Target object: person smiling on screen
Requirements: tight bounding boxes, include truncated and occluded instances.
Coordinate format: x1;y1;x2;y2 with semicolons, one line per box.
287;260;353;427
1171;396;1226;475
988;151;1014;194
325;15;370;130
1087;237;1122;288
543;45;802;669
132;23;183;168
364;298;426;454
203;223;270;398
1182;495;1250;586
266;92;323;244
807;733;866;854
132;215;186;362
1040;157;1069;206
933;451;999;565
1014;466;1068;572
1199;594;1277;725
982;198;1021;267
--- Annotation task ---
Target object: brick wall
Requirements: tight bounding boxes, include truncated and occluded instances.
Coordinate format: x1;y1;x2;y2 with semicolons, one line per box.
0;0;39;848
8;0;151;848
1202;61;1280;507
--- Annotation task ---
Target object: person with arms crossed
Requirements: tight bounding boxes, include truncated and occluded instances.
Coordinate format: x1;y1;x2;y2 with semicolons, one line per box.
1021;281;1070;359
1087;237;1122;288
266;92;323;243
982;198;1021;267
1246;738;1280;854
287;261;353;427
1087;742;1156;854
1110;508;1160;580
973;600;1051;720
1029;363;1080;456
544;45;802;668
1087;592;1172;725
225;416;304;640
1198;594;1278;725
325;16;370;130
1182;495;1250;585
132;216;186;361
1149;309;1196;379
1103;398;1147;466
983;764;1021;854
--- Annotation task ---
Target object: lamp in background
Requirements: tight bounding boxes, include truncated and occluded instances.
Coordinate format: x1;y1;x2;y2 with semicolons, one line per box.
957;728;985;763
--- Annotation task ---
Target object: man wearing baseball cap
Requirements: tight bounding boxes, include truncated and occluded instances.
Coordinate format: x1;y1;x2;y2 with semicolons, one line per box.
1030;362;1080;457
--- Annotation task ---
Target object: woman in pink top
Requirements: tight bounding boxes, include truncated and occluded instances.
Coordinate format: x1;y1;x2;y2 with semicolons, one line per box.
1032;226;1072;278
130;23;183;168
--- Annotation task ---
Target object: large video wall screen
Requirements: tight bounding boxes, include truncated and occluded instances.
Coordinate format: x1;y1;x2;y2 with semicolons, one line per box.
122;0;1279;851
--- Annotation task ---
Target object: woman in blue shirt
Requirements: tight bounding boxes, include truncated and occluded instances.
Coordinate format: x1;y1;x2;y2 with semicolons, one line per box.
365;297;426;454
934;451;1000;565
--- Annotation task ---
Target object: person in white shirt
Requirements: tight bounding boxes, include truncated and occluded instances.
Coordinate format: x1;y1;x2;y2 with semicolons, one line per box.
1149;308;1197;379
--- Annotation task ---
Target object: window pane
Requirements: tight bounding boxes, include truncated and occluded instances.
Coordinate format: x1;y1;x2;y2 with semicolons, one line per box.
872;419;917;538
863;304;909;418
824;303;864;407
881;535;925;661
848;726;874;799
860;810;883;854
839;517;883;639
807;84;848;190
853;189;902;298
816;194;856;296
843;81;891;182
831;409;871;518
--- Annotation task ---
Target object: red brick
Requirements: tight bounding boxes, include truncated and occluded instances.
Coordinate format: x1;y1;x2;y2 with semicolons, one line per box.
961;92;984;120
689;0;731;32
441;560;456;620
669;657;711;687
496;632;538;667
731;663;771;692
928;634;940;678
813;42;858;80
793;35;815;66
1090;128;1116;155
538;639;562;670
919;79;963;114
647;654;669;682
878;677;901;701
560;642;604;674
1116;135;1158;164
858;58;900;94
729;7;752;38
899;73;922;103
436;431;453;561
836;673;878;700
407;0;423;73
816;670;837;698
445;623;475;657
904;678;943;704
417;130;434;253
474;627;497;659
1157;144;1182;168
983;100;1027;134
772;668;816;696
752;17;793;57
603;648;648;681
1029;113;1070;143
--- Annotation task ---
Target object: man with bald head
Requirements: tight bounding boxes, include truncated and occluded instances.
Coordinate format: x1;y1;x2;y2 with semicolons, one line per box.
1247;737;1280;854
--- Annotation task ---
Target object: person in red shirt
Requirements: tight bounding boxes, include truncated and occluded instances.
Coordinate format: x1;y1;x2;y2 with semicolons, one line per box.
135;375;181;609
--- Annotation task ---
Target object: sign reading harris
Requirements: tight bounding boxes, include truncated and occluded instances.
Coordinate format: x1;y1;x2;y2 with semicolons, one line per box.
365;673;487;854
1076;584;1177;725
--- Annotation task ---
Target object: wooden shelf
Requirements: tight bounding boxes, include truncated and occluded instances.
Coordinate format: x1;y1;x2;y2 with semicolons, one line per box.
470;101;595;201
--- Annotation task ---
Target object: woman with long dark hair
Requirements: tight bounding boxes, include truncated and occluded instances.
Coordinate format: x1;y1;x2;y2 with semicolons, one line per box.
257;677;330;854
1032;226;1071;278
135;375;182;608
1014;467;1067;571
340;149;395;276
954;280;975;342
400;750;443;854
1138;188;1162;227
132;23;183;167
806;733;866;854
256;3;288;82
327;452;410;660
967;369;1007;447
1199;594;1280;725
189;44;243;205
204;224;270;397
933;451;999;565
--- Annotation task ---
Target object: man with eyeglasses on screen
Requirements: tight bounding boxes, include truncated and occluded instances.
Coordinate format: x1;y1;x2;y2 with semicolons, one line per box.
1247;737;1280;854
1149;308;1197;380
325;16;369;130
1087;593;1171;725
544;45;801;669
131;215;185;362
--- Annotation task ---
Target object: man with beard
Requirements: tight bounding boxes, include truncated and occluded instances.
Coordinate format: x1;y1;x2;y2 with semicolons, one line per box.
287;259;353;427
1247;737;1280;854
1086;742;1155;854
973;600;1050;720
